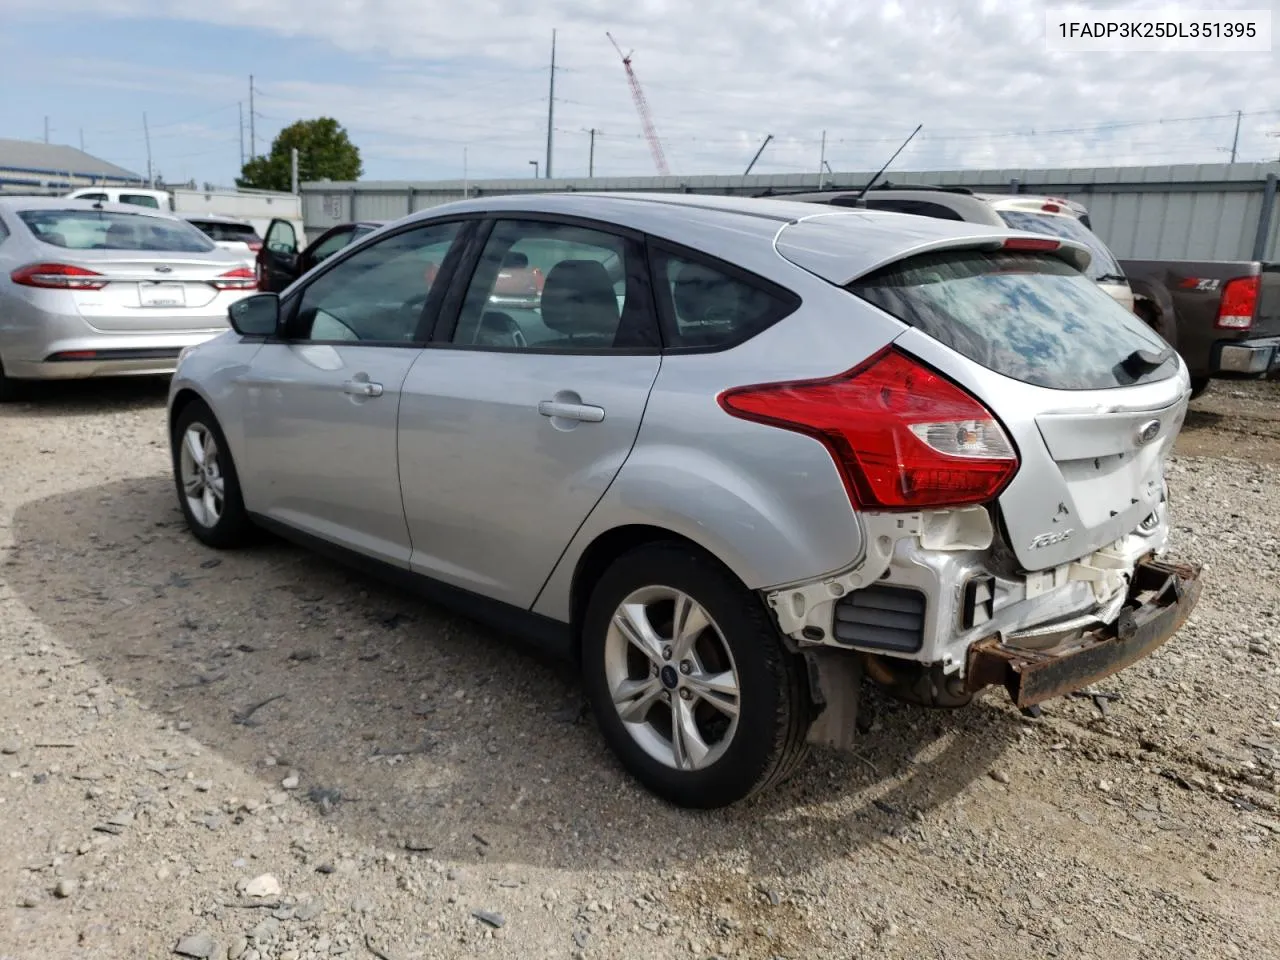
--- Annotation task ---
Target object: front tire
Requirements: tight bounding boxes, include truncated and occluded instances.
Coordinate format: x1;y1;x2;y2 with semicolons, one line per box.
582;544;810;808
171;400;254;548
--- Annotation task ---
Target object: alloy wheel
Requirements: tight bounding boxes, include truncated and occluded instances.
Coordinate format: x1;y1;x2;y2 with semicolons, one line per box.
603;586;741;771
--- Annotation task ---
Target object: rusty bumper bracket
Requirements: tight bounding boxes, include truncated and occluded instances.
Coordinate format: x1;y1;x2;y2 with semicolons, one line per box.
966;557;1203;709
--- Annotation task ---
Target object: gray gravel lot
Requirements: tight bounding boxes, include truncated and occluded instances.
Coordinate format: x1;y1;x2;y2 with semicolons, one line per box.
1;377;1278;959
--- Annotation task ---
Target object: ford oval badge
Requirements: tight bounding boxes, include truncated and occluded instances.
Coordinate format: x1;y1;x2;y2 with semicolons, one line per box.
1136;419;1161;446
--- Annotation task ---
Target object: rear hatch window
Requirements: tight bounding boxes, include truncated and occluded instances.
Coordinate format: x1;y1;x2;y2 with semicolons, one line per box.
995;210;1124;283
194;222;262;244
851;249;1176;391
19;210;215;253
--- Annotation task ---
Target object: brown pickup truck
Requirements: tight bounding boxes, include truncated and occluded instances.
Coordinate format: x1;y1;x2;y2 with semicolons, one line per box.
1120;259;1280;397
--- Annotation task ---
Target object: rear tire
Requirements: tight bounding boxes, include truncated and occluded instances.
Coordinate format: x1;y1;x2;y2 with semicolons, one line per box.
581;543;810;808
171;399;255;548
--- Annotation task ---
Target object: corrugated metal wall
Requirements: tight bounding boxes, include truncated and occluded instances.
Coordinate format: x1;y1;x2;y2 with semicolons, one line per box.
302;163;1280;262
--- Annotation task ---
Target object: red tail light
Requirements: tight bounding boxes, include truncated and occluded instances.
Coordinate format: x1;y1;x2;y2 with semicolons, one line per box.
1003;237;1060;252
1041;202;1062;213
719;348;1019;510
11;262;107;290
247;240;263;252
1215;275;1258;330
210;267;257;291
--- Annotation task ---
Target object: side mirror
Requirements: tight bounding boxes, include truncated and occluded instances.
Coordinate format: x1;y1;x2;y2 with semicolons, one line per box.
228;293;280;336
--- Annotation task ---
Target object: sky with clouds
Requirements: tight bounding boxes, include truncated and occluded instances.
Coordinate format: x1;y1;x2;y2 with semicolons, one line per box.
1;0;1277;186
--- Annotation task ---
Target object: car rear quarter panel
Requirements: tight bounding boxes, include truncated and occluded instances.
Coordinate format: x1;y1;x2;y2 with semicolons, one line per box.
531;282;908;622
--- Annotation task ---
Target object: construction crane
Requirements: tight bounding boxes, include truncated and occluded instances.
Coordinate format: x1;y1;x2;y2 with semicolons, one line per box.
606;32;670;177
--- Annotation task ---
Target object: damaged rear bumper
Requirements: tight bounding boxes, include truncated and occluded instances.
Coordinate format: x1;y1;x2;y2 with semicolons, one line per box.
964;557;1202;708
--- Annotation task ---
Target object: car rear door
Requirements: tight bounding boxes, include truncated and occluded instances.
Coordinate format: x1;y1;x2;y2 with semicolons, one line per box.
396;217;662;608
237;219;469;565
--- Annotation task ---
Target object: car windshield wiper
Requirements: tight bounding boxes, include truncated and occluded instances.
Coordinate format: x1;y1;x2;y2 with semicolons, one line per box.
1095;273;1128;284
1118;346;1174;379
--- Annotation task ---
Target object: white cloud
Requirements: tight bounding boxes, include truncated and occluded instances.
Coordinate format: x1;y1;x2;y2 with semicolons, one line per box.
6;0;1279;182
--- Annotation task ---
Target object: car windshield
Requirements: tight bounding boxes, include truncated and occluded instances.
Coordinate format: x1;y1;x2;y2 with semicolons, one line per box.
851;249;1175;391
995;209;1123;282
18;210;215;253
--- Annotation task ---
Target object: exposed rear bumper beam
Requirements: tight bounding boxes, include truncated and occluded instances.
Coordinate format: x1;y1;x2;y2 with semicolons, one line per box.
965;556;1202;709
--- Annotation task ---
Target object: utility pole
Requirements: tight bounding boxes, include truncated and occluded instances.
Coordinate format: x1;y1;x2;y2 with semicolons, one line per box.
143;112;153;186
79;128;85;153
529;160;539;179
43;116;49;144
238;102;245;167
818;130;827;189
544;29;556;179
586;128;598;177
249;75;257;159
290;147;299;193
463;146;469;198
1230;109;1242;163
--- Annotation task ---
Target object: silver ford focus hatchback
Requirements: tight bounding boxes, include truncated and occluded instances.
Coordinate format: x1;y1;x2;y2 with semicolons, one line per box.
168;193;1202;808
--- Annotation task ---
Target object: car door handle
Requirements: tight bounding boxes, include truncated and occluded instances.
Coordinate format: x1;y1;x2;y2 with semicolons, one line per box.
343;379;383;398
538;400;605;423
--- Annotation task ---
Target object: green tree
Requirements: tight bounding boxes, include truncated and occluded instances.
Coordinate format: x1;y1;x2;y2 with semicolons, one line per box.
237;117;362;191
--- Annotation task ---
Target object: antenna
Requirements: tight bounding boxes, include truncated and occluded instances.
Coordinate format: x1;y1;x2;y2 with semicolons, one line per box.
850;124;923;206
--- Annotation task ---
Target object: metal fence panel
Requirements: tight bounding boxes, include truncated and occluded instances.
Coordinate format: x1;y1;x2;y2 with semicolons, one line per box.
303;163;1280;262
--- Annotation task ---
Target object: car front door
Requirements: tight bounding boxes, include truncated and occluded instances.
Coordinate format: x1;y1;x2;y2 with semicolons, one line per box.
258;218;303;292
397;217;662;607
237;219;469;565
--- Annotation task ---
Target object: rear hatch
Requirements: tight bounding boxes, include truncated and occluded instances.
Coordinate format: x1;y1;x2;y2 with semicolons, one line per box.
776;215;1188;572
62;255;244;332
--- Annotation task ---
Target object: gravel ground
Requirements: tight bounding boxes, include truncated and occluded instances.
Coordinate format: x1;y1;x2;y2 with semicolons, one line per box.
1;377;1278;960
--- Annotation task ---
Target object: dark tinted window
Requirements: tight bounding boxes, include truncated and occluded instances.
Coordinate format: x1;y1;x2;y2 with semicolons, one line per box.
77;192;108;202
653;249;798;349
852;250;1175;391
294;222;459;343
863;198;966;221
18;209;215;252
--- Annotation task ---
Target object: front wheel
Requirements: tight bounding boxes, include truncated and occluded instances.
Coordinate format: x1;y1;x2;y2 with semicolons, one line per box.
171;400;255;548
581;544;810;808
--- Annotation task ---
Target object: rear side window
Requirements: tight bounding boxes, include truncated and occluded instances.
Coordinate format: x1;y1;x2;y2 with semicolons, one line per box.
120;194;161;209
852;250;1175;391
652;248;799;350
17;209;215;253
859;198;967;221
996;210;1123;282
77;192;108;202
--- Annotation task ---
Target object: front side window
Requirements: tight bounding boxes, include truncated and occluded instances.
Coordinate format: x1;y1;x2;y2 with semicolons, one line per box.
77;192;108;202
451;219;656;351
852;249;1174;391
18;209;215;252
265;220;297;254
293;222;460;343
653;248;799;349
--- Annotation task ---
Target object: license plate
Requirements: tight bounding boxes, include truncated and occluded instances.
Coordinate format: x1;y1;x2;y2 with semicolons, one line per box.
139;282;186;308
